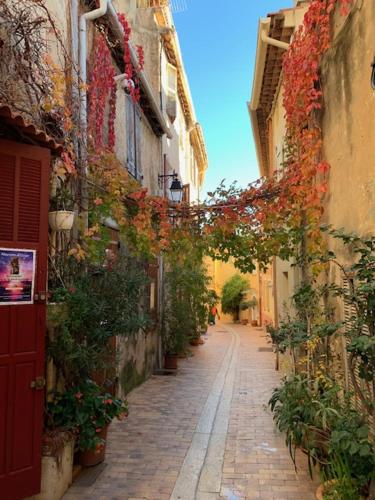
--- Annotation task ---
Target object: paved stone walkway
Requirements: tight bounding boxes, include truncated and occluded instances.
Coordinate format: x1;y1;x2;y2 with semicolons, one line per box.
64;324;318;500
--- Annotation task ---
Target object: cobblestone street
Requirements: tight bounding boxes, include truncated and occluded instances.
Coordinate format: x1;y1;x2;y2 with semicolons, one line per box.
64;325;318;500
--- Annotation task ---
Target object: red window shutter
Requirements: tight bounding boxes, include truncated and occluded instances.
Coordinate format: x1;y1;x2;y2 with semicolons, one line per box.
18;158;41;243
0;154;16;241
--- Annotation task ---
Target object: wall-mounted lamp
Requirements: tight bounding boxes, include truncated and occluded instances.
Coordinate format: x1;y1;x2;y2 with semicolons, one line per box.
158;171;183;203
371;57;375;90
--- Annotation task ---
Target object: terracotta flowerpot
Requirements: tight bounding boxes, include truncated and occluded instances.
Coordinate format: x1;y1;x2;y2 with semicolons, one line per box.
198;338;205;345
251;320;258;327
241;319;249;325
316;480;338;500
80;426;108;467
49;210;75;231
189;339;200;346
164;353;178;370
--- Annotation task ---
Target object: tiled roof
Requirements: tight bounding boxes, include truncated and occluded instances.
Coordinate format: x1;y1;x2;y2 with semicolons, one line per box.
0;104;63;153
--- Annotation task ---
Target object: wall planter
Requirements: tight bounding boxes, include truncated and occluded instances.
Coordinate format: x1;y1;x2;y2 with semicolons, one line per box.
48;210;75;231
164;353;178;370
80;425;108;467
28;431;74;500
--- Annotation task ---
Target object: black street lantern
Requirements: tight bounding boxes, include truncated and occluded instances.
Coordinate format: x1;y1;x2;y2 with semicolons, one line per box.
169;177;183;203
158;170;184;203
371;57;375;90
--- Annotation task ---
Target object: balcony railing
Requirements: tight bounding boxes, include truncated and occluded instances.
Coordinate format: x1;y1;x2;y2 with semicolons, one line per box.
137;0;187;12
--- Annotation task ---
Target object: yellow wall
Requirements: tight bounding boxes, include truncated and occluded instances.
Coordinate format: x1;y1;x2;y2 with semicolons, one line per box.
321;1;375;256
205;257;259;323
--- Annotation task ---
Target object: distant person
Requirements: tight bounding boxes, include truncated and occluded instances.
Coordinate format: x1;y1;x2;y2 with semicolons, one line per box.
209;305;220;325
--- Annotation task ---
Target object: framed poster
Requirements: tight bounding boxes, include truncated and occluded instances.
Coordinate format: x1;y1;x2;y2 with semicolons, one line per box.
0;248;36;305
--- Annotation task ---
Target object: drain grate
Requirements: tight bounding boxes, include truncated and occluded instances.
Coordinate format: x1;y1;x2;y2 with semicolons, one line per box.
258;347;273;352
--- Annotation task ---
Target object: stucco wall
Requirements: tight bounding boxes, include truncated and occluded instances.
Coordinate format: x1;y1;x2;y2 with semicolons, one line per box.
321;1;375;267
322;1;375;238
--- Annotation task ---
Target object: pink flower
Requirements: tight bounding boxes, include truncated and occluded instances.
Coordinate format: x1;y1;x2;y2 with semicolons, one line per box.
95;428;102;433
94;197;103;206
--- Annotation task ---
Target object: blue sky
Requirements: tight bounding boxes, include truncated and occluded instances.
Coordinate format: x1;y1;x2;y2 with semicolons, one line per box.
173;0;288;196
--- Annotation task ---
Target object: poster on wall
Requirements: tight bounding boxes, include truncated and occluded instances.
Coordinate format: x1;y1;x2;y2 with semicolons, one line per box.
0;248;36;305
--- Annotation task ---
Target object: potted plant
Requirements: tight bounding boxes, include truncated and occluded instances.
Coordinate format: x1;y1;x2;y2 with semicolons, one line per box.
240;301;251;325
49;184;75;231
221;275;248;322
47;380;128;467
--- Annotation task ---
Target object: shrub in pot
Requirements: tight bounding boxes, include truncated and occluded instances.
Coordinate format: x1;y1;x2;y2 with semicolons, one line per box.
48;256;149;387
47;380;128;467
162;250;211;364
221;275;248;321
269;375;375;497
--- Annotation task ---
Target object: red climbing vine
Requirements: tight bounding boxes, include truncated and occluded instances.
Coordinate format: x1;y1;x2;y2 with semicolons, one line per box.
88;13;144;150
88;33;117;150
117;13;144;103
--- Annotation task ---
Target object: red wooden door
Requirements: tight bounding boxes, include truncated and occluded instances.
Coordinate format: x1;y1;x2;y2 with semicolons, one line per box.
0;139;50;500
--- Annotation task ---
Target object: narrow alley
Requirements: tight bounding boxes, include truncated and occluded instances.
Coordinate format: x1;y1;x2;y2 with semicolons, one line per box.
64;325;317;500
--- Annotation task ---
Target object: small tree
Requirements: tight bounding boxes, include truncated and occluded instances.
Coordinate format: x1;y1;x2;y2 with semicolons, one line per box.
221;275;248;321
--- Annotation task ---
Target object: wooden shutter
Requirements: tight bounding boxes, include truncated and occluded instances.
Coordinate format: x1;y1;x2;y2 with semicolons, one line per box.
135;106;142;181
0;154;16;241
126;94;136;177
182;184;190;204
342;275;375;434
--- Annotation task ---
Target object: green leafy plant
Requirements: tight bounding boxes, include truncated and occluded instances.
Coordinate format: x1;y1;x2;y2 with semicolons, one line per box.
221;274;248;321
161;236;211;352
47;380;128;451
48;253;149;386
328;410;375;493
269;375;340;471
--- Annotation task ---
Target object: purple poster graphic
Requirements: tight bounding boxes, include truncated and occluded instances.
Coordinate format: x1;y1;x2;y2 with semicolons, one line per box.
0;248;36;305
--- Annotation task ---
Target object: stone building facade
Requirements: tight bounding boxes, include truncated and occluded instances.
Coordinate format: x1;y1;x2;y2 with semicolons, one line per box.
249;0;375;379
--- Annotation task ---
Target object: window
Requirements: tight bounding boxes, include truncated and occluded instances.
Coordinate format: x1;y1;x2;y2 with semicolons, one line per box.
126;94;142;181
165;62;177;122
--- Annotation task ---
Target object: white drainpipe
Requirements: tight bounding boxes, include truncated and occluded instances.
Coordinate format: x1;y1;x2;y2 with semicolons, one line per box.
79;0;110;149
78;0;109;229
261;31;290;51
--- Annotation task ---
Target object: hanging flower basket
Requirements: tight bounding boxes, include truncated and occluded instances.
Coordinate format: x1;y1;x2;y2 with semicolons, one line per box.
49;210;75;231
